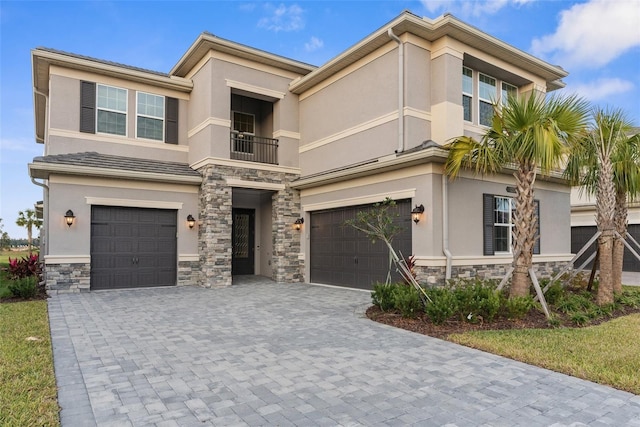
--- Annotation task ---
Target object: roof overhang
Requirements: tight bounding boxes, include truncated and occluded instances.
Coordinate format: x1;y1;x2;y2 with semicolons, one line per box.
171;33;317;77
289;11;568;95
28;162;202;185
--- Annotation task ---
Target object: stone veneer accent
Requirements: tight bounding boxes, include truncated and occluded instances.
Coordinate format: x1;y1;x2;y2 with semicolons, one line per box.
197;164;303;287
45;263;91;294
178;261;201;286
415;261;566;286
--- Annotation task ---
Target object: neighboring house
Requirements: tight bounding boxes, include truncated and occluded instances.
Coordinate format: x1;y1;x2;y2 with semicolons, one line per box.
571;191;640;272
29;11;575;292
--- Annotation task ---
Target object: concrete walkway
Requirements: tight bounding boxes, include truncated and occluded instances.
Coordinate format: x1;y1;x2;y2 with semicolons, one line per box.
48;279;640;426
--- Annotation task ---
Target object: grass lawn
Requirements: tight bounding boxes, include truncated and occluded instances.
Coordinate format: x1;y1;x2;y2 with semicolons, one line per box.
0;301;59;426
450;313;640;395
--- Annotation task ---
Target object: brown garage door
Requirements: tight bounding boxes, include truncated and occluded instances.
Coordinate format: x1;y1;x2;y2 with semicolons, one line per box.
310;200;412;289
91;206;177;290
571;225;640;272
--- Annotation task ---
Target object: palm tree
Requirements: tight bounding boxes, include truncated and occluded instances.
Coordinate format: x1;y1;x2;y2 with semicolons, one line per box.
445;92;589;299
16;209;43;252
564;109;638;304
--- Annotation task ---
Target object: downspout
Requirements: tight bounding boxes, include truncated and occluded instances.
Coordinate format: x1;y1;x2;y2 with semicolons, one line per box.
442;174;452;280
387;29;404;153
33;88;49;155
31;177;49;262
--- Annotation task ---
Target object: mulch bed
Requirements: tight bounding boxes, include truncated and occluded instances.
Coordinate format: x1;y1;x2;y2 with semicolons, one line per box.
366;304;640;340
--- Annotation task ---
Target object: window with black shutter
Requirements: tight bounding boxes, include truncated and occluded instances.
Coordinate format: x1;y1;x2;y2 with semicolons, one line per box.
483;194;541;255
80;81;96;133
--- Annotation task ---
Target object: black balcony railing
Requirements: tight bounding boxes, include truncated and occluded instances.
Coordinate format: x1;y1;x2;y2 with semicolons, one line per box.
230;132;278;165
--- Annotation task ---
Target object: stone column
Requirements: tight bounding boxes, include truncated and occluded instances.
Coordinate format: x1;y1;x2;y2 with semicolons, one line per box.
198;165;233;288
271;182;303;283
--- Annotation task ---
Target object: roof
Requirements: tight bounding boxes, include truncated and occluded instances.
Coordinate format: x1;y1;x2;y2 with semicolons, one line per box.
29;152;202;184
289;11;568;94
170;32;317;77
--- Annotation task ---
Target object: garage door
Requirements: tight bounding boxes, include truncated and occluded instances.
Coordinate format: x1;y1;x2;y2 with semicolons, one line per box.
310;200;412;289
571;225;640;272
91;206;177;290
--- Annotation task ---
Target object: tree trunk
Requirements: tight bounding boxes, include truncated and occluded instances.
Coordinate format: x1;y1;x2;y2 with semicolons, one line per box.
27;226;32;253
510;163;537;298
612;190;627;294
597;229;615;305
595;153;616;305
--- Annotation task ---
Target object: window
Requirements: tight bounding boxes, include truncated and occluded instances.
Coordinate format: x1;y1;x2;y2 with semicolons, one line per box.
462;67;473;122
501;82;517;106
97;84;127;136
478;73;496;127
80;81;179;144
137;92;165;141
493;196;513;253
232;112;255;154
483;194;540;256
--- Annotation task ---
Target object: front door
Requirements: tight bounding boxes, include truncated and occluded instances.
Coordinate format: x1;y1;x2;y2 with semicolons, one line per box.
232;208;255;275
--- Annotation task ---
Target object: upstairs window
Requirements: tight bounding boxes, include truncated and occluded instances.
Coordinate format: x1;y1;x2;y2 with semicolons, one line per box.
137;92;165;141
462;67;473;122
501;82;517;106
232;111;255;135
97;84;127;136
478;73;496;127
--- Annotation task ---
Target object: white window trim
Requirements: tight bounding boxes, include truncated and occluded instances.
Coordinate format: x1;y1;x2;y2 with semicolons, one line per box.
136;91;165;142
462;66;473;123
494;196;514;254
96;84;128;137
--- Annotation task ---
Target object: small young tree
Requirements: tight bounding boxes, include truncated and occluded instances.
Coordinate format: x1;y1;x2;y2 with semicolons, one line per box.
15;209;42;252
0;219;10;250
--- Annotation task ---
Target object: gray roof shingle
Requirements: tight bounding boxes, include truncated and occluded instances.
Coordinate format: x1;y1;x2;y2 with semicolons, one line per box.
33;152;201;178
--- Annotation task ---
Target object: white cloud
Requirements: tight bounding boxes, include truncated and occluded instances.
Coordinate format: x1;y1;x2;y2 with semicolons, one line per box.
0;137;41;156
257;3;304;32
566;77;634;101
421;0;533;17
531;0;640;69
304;36;323;52
239;3;256;12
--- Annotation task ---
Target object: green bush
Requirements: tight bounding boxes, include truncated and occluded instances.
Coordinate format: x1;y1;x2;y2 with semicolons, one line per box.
504;295;534;319
371;283;396;311
450;279;501;323
556;293;595;314
424;287;458;325
393;285;422;318
8;276;38;299
616;289;640;308
570;311;589;326
543;281;564;305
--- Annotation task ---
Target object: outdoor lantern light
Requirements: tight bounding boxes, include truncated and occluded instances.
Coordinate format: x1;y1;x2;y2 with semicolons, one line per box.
187;214;196;229
294;217;304;230
411;204;425;224
64;210;75;227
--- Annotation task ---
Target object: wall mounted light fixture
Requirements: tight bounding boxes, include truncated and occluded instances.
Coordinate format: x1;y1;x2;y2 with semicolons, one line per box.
187;214;196;229
294;217;304;230
411;204;425;224
64;210;76;227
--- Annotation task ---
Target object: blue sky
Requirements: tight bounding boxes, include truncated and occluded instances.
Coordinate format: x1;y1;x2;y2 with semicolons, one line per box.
1;0;639;239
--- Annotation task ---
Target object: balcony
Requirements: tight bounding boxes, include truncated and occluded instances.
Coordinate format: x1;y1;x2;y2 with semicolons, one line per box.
230;132;278;165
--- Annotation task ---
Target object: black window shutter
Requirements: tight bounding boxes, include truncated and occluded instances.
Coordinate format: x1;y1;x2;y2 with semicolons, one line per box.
533;199;541;255
165;97;178;144
80;81;96;133
483;194;495;255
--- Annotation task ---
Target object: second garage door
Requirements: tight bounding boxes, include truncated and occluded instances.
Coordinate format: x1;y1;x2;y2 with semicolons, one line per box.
91;206;177;290
310;200;412;289
571;224;640;272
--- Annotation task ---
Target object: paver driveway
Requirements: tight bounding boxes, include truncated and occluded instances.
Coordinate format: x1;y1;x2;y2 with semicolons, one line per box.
48;279;640;426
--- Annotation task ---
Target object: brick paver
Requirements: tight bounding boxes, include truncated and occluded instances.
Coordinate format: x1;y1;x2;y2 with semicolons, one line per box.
48;279;640;426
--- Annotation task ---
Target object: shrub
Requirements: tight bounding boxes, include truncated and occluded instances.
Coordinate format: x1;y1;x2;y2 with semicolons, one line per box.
450;279;501;323
393;285;422;318
505;295;535;319
616;290;640;308
371;283;397;311
8;276;38;299
424;287;457;325
570;311;589;326
543;282;564;305
7;254;41;280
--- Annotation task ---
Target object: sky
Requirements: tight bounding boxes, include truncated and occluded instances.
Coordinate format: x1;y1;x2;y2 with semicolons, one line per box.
1;0;639;239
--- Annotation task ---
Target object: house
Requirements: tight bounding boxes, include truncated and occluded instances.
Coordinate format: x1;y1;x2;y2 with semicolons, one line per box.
29;11;575;292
